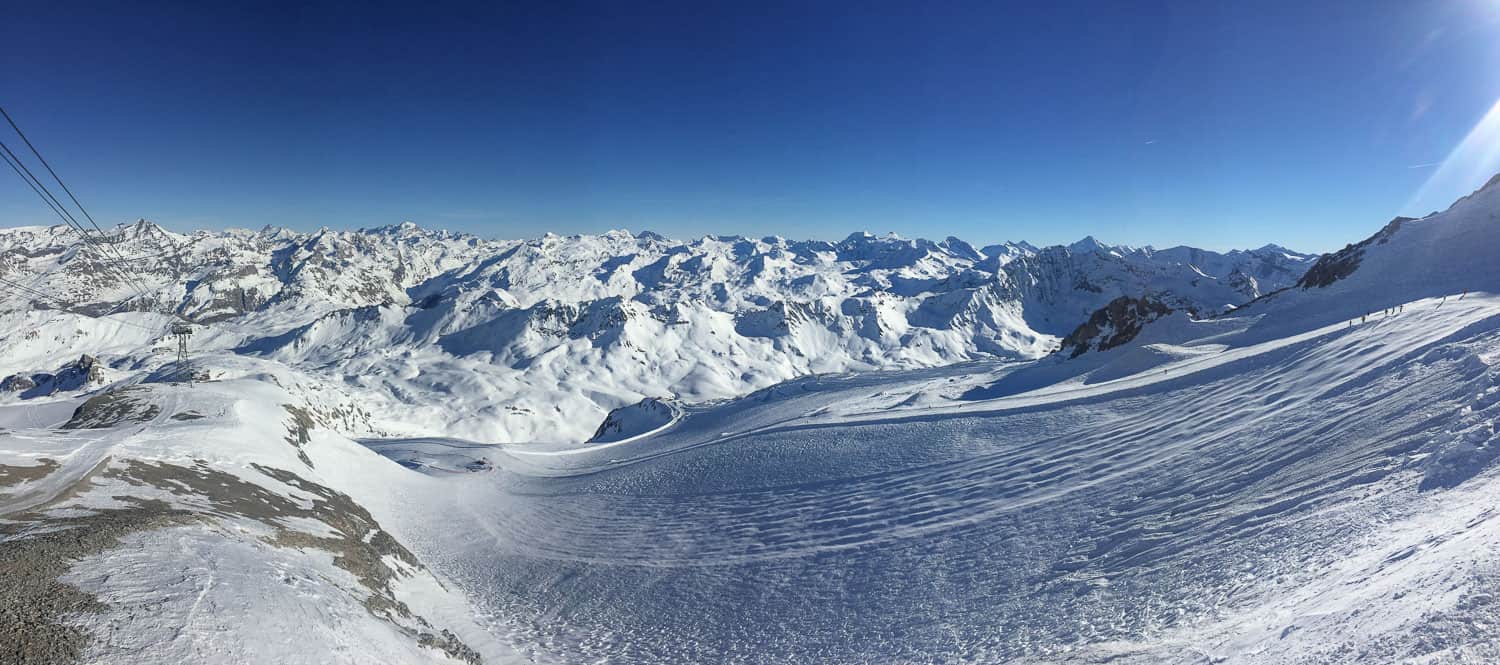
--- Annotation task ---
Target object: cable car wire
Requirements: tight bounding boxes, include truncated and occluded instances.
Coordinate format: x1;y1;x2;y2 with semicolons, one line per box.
0;274;163;333
0;104;146;284
0;137;154;309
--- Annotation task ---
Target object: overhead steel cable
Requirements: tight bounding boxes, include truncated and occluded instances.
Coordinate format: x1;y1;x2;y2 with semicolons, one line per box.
0;273;81;311
0;105;199;331
0;139;136;271
0;144;76;229
0;136;154;307
0;251;141;320
0;137;153;302
0;274;163;333
0;147;143;316
0;104;147;284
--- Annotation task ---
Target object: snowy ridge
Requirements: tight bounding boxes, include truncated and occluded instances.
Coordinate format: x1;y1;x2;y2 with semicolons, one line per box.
588;397;682;444
356;176;1500;662
0;222;1313;442
1223;172;1500;338
6;175;1500;662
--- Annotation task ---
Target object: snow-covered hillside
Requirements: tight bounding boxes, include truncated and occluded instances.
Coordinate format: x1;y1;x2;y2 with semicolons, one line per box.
5;175;1500;663
361;173;1500;663
0;221;1312;442
389;292;1500;663
0;378;504;664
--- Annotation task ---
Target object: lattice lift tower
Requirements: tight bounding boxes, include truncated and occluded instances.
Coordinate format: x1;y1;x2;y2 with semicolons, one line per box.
171;322;194;385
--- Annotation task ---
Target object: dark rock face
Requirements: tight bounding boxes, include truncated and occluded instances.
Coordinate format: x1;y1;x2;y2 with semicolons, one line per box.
590;397;679;443
62;387;160;429
2;355;105;399
734;300;835;338
1057;296;1173;359
1226;269;1260;300
0;374;36;393
1296;217;1409;289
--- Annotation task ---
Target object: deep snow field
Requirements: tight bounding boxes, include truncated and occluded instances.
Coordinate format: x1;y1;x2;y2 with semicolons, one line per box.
4;175;1500;663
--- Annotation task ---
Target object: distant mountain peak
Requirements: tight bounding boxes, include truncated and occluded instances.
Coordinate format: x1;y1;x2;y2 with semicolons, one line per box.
1068;235;1110;254
361;220;424;235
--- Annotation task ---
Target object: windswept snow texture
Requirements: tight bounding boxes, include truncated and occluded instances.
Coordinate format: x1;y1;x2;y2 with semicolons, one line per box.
353;177;1500;663
5;176;1500;663
1;221;1313;442
374;292;1500;664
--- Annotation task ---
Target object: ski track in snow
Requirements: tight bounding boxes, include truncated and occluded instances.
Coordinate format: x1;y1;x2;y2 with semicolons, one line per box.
6;177;1500;662
355;295;1500;663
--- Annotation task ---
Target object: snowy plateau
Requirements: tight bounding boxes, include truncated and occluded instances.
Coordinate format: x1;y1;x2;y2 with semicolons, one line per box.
3;174;1500;663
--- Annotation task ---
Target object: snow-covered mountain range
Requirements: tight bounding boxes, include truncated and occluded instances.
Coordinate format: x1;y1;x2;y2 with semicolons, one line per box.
6;174;1500;664
0;221;1314;441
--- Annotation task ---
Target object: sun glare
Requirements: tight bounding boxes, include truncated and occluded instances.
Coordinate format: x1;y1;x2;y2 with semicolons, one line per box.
1406;96;1500;214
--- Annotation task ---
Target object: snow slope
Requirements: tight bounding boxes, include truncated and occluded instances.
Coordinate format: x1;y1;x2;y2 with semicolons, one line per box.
0;380;505;664
3;177;1500;663
338;176;1500;663
364;291;1500;663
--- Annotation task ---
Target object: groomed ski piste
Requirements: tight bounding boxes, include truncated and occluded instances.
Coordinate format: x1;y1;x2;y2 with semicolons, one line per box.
4;175;1500;663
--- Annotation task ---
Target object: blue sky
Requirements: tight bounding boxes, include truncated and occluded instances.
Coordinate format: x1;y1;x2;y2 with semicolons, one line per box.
3;1;1500;253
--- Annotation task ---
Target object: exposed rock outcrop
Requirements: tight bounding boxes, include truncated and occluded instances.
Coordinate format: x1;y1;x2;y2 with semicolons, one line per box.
2;355;105;399
1296;217;1408;289
1057;296;1173;359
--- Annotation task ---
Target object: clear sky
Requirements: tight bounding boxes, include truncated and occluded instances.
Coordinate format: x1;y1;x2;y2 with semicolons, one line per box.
3;1;1500;253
